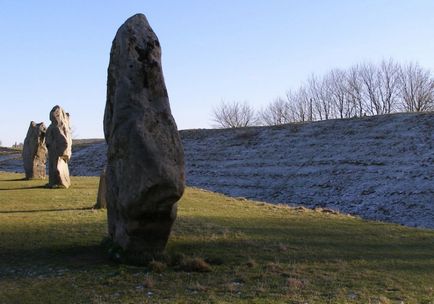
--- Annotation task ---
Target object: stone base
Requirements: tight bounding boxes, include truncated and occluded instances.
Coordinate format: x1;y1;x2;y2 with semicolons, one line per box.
107;204;178;265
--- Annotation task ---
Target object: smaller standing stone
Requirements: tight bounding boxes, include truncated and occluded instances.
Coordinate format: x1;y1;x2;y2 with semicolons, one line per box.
94;167;107;209
22;121;47;179
46;105;72;188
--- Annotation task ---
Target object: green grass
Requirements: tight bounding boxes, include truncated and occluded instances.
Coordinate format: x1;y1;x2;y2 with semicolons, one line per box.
0;171;433;304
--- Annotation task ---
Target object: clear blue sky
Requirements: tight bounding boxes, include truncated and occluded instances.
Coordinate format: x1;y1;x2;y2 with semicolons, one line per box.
1;0;433;146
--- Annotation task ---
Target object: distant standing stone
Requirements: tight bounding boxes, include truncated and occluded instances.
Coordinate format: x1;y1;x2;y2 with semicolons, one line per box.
94;167;107;209
22;121;48;179
46;105;72;188
104;13;185;263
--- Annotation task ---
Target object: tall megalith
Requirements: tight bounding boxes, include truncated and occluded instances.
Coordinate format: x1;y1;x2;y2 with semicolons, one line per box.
22;121;47;179
104;13;185;264
46;105;72;188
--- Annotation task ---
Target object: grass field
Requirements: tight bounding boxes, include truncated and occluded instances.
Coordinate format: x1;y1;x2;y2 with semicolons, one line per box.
0;171;433;303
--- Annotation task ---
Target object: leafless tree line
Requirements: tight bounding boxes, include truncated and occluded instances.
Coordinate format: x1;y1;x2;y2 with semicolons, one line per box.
212;59;434;128
212;100;257;128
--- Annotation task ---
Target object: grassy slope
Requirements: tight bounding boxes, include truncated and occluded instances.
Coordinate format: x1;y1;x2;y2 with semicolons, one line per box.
0;172;433;304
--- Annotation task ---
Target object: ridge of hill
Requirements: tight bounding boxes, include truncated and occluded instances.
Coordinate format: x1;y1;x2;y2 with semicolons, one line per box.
1;112;433;228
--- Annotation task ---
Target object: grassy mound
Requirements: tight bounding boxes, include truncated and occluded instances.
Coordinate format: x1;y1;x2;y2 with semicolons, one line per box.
0;172;433;303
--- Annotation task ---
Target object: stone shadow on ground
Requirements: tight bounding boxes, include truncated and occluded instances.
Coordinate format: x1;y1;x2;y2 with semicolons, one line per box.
0;185;47;191
1;178;27;182
0;220;110;278
0;206;93;214
0;244;111;279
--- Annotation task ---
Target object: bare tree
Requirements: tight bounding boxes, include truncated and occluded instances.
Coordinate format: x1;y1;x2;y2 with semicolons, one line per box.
324;69;354;119
307;74;332;120
378;59;401;114
399;62;434;112
286;87;314;123
359;62;383;115
210;60;434;129
358;60;401;115
279;59;433;124
259;98;292;126
212;100;257;128
346;65;365;117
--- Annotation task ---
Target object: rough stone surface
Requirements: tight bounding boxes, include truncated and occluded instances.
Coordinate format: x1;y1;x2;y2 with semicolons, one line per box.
22;121;47;179
94;167;107;209
104;14;185;263
46;105;72;188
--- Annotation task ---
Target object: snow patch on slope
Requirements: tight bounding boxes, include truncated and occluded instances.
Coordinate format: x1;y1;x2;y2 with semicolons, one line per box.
181;113;434;229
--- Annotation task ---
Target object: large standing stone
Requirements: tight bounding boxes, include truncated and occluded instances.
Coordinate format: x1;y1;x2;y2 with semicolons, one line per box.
22;121;48;179
46;105;72;188
104;14;185;263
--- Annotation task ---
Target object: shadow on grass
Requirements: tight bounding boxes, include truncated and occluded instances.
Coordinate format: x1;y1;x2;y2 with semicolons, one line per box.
1;212;434;279
1;178;27;182
0;244;112;277
0;207;94;214
0;185;48;191
0;219;110;275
